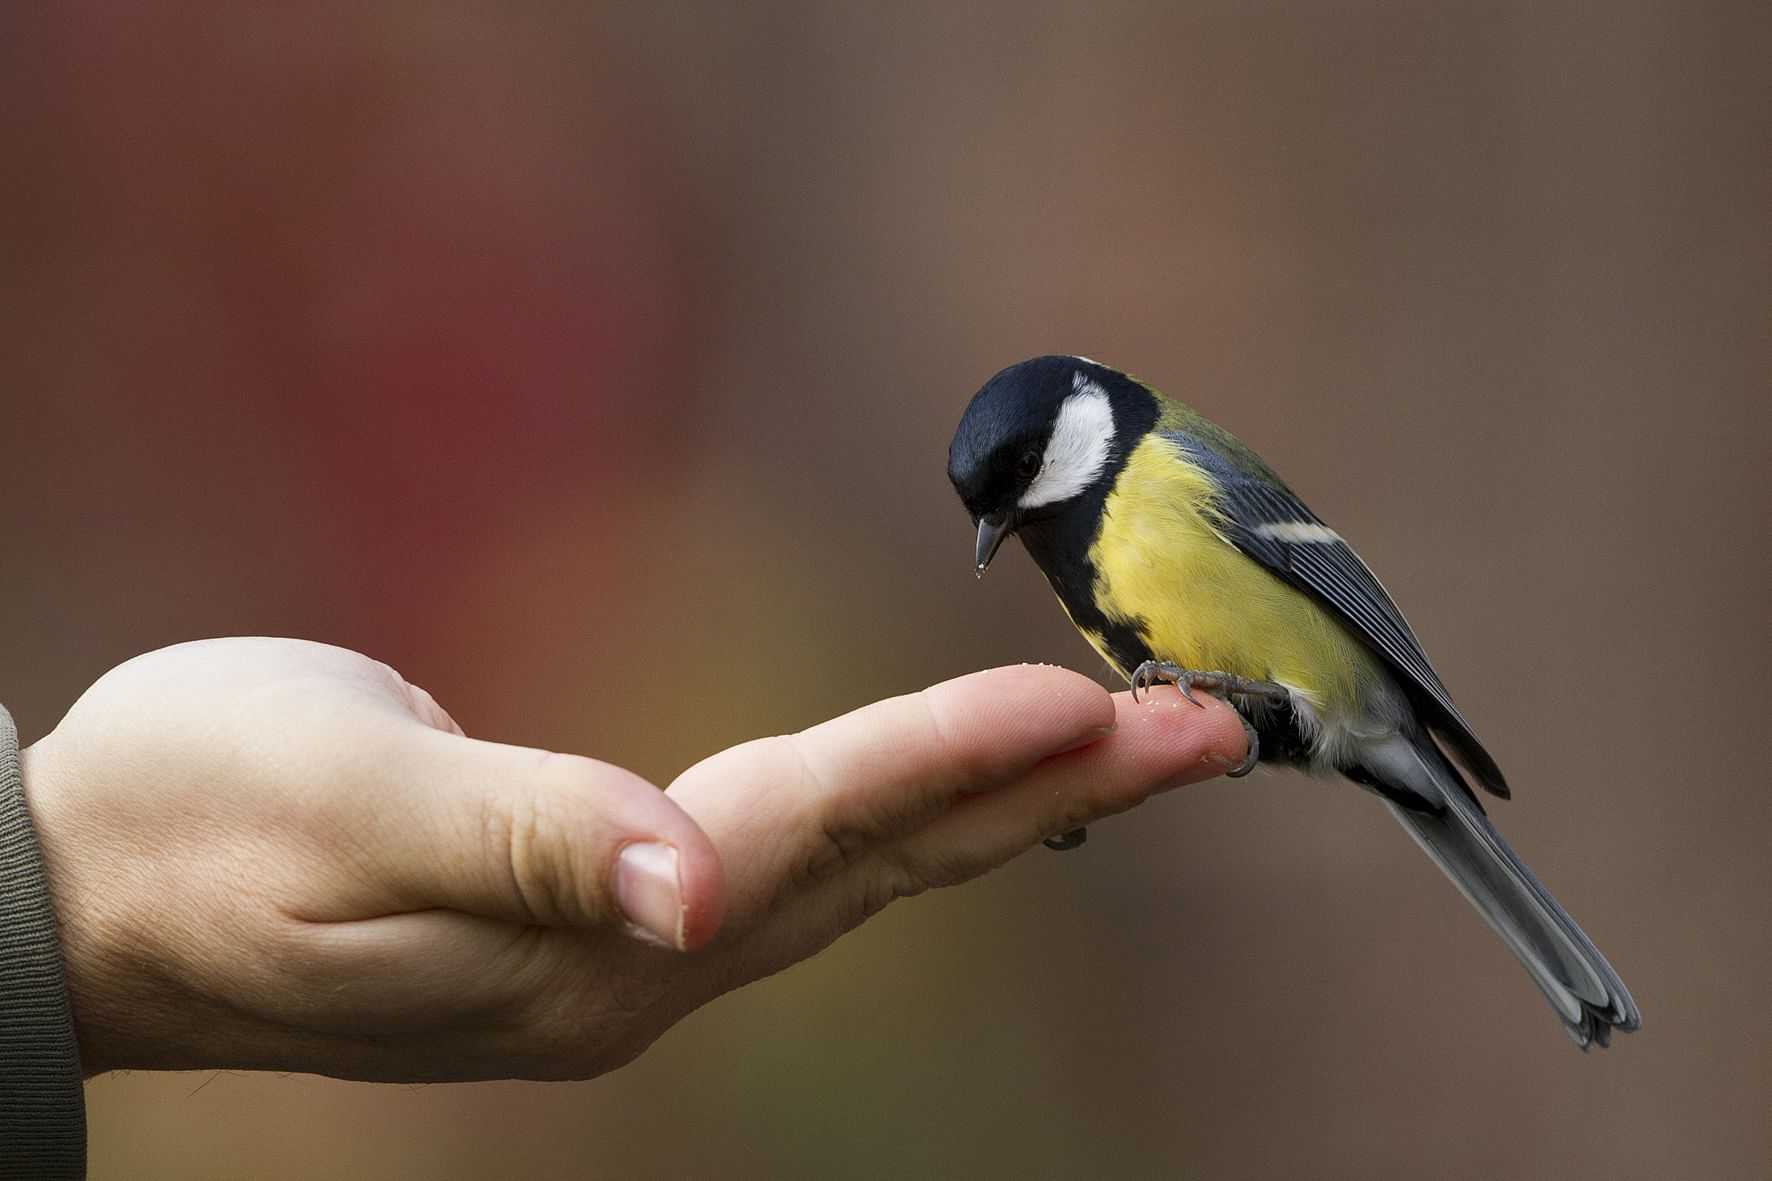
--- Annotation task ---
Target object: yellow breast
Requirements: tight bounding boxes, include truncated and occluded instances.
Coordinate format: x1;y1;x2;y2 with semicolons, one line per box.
1082;435;1382;713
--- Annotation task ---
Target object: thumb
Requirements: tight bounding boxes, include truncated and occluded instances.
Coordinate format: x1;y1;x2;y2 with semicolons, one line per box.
351;723;726;951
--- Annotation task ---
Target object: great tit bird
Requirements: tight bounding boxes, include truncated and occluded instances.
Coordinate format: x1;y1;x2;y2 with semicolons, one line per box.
947;355;1639;1048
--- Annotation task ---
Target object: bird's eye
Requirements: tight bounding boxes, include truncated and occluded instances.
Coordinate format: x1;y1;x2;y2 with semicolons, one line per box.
1017;450;1042;479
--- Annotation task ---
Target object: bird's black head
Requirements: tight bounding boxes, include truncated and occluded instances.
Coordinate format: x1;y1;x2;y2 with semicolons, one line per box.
947;356;1157;574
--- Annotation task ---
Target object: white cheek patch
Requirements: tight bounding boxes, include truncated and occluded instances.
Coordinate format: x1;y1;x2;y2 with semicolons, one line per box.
1018;377;1115;509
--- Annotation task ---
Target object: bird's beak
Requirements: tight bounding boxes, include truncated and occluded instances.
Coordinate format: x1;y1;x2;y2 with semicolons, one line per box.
974;513;1011;578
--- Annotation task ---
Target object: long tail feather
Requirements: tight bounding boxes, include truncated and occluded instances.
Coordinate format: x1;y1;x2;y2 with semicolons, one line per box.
1377;739;1640;1048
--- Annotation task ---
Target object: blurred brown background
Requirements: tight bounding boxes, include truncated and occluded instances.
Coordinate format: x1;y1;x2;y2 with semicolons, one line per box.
2;3;1767;1177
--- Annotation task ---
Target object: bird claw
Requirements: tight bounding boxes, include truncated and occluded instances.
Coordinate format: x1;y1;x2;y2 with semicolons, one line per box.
1226;713;1261;778
1128;662;1286;777
1047;667;1280;851
1130;662;1290;707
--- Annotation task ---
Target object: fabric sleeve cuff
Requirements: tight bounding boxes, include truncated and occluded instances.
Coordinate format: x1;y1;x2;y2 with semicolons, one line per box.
0;705;86;1179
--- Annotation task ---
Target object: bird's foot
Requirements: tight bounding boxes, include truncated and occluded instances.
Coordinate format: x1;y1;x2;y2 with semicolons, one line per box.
1128;662;1289;779
1043;827;1088;852
1129;662;1291;707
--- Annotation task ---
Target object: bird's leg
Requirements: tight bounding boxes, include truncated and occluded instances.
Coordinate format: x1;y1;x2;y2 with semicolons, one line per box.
1128;661;1291;779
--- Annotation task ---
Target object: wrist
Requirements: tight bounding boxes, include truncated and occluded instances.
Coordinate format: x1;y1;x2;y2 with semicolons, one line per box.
18;734;229;1077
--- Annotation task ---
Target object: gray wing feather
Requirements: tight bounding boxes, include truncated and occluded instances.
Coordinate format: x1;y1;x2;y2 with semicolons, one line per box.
1165;430;1509;798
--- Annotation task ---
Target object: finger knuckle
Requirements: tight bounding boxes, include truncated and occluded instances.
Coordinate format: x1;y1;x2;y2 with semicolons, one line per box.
807;813;864;882
851;858;926;925
487;756;588;926
886;841;973;891
791;725;957;881
914;688;991;793
786;735;877;884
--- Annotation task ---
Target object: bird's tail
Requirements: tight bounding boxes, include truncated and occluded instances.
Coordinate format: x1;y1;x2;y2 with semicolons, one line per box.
1381;739;1640;1048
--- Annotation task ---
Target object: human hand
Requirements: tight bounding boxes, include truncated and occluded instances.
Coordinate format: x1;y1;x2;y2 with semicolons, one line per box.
19;638;1245;1082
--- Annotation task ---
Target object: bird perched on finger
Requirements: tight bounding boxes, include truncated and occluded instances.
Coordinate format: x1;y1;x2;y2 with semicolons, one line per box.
946;355;1639;1049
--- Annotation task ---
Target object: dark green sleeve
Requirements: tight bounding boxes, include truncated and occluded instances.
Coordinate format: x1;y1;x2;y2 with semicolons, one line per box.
0;706;86;1179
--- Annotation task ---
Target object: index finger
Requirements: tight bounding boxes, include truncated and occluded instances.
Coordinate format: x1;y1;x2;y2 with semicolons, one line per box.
891;684;1251;880
789;663;1117;849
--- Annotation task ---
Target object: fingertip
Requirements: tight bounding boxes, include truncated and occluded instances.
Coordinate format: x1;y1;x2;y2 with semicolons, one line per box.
601;780;727;951
1108;687;1251;785
673;830;726;952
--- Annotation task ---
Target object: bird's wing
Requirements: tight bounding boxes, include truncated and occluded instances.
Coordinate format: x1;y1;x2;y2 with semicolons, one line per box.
1164;429;1510;799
